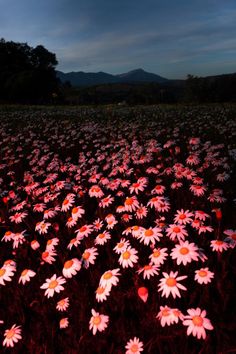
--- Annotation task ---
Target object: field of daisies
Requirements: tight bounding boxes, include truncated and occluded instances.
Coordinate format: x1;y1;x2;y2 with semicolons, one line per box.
0;105;236;353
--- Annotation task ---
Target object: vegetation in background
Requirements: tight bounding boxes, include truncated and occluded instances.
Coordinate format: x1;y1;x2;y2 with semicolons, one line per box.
0;39;61;104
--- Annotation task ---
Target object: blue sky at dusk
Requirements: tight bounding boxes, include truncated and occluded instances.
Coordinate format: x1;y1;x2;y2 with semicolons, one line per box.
0;0;236;78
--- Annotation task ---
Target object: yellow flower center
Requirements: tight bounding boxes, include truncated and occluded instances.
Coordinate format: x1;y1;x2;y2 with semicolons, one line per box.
162;309;170;316
192;316;203;326
179;214;186;220
103;271;112;280
130;344;139;352
145;229;154;237
41;223;46;230
21;269;28;276
118;242;124;248
125;198;133;205
72;207;78;214
133;226;139;231
98;233;105;239
60;318;67;326
179;247;189;255
0;268;6;277
198;270;207;277
122;251;131;260
173;227;181;233
96;287;105;294
64;260;73;269
215;240;223;245
93;316;101;325
153;250;160;258
49;280;58;289
6;329;16;339
83;251;90;260
144;265;152;270
42;251;49;259
166;277;177;287
58;299;65;306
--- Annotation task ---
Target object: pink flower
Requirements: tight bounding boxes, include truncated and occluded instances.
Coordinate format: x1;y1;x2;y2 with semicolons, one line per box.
170;241;199;265
157;306;184;327
158;271;187;298
137;264;159;279
89;309;109;335
56;297;70;311
210;240;229;252
183;308;213;339
62;258;81;278
40;274;66;298
194;268;214;284
18;269;36;285
119;246;139;268
166;224;188;242
125;337;144;354
3;324;22;347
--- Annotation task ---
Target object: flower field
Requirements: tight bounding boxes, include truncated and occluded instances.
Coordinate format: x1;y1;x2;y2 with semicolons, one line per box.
0;105;236;353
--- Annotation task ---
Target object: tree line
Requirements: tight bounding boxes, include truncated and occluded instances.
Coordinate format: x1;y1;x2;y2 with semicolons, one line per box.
1;38;236;105
185;74;236;103
0;39;61;104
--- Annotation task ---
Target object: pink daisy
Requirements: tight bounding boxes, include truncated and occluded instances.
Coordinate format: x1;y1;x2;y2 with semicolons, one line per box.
174;209;193;225
119;246;139;268
194;268;214;284
89;309;109;335
183;308;213;339
3;324;22;348
170;241;199;265
149;247;168;266
137;264;159;279
158;271;187;298
166;224;188;242
210;240;229;252
40;274;66;298
125;337;143;354
138;227;163;246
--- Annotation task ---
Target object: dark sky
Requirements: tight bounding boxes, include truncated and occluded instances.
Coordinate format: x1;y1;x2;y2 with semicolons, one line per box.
1;0;236;78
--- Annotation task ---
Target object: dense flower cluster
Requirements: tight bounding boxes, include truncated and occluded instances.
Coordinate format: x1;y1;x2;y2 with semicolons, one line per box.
0;105;235;353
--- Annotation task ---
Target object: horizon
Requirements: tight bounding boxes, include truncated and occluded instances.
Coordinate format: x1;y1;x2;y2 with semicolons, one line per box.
58;67;236;80
1;0;236;79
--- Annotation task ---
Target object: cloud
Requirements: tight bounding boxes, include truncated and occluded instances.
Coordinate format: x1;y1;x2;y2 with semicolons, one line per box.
1;0;236;77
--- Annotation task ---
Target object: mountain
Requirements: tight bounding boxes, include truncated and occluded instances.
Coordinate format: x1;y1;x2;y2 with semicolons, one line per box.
57;68;169;87
117;68;168;83
57;71;118;87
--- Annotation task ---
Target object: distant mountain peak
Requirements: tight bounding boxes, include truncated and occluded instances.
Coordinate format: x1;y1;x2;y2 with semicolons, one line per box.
57;68;169;87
